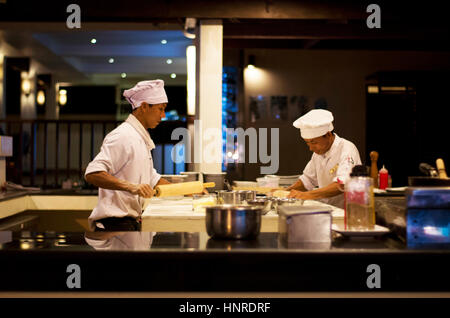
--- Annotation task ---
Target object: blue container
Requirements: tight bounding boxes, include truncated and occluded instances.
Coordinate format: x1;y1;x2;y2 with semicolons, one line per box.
406;187;450;248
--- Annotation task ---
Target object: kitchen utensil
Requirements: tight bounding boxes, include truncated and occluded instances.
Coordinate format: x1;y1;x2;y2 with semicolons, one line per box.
278;205;332;244
217;190;256;204
154;181;215;197
273;198;304;214
436;158;448;179
224;179;232;191
247;197;272;215
332;224;390;237
180;171;201;182
419;163;438;177
236;190;256;203
205;205;262;239
216;190;239;204
161;174;188;183
203;172;226;192
369;151;379;188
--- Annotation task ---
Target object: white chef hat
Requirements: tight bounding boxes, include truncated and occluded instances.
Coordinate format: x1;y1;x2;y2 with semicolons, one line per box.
292;109;334;139
123;79;168;109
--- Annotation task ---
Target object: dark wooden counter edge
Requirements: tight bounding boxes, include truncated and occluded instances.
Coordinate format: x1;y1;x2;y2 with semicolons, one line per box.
0;249;449;292
0;189;98;202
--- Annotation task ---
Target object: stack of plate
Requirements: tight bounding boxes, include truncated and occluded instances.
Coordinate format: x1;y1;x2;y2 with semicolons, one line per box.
275;175;300;187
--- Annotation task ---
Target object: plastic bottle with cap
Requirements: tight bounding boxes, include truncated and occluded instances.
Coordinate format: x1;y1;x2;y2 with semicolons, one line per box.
344;165;375;230
378;165;389;190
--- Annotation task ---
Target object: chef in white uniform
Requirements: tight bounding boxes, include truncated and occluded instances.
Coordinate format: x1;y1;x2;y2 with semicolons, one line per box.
287;109;361;208
85;80;170;231
84;231;155;250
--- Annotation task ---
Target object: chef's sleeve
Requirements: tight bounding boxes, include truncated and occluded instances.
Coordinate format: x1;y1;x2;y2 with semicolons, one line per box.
149;167;161;189
334;146;362;185
299;159;318;191
85;132;130;176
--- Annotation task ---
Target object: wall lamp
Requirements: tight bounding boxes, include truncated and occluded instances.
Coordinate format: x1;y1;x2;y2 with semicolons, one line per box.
247;55;256;69
58;89;67;106
36;89;46;105
21;78;31;96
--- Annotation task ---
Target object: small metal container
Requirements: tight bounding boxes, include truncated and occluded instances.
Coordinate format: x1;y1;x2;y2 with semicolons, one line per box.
273;198;304;214
247;197;272;215
217;191;239;204
236;190;256;204
217;190;256;205
205;205;262;240
278;205;332;244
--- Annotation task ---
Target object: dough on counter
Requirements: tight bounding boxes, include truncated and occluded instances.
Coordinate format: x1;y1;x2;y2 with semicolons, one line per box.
272;190;290;198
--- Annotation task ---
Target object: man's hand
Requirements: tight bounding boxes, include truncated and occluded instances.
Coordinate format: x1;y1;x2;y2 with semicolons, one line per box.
127;183;154;198
288;189;313;200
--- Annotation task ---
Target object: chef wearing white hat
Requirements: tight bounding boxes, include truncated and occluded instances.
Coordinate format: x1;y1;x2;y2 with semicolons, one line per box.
287;109;361;208
84;80;171;231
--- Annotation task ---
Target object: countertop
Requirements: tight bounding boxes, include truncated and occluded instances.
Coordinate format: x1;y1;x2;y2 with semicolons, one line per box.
1;230;449;292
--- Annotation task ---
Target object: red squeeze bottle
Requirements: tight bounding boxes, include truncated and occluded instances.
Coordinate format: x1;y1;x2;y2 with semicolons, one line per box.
379;165;389;190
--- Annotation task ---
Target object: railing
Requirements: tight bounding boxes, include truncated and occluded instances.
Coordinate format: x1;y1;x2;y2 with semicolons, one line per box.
0;119;186;188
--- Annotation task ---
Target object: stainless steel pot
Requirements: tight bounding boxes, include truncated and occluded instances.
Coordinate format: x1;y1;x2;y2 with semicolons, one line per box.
205;205;262;240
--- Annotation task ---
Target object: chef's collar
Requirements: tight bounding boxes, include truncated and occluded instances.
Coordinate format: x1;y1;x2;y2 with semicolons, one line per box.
125;114;156;151
321;133;341;159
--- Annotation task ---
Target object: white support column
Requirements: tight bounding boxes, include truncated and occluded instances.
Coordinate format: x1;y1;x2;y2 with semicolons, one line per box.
194;20;223;174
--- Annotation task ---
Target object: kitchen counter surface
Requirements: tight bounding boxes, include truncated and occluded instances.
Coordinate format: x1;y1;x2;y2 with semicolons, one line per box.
0;230;449;292
0;189;98;202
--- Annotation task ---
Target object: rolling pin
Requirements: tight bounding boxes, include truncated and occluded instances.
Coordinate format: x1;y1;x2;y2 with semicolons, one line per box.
369;151;379;188
154;181;215;197
436;158;448;179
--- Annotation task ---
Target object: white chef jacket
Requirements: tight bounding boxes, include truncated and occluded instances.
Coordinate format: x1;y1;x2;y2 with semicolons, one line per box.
85;114;161;230
299;134;361;208
85;232;155;251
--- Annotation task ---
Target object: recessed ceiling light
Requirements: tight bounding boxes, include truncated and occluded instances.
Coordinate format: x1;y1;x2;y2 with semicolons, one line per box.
90;38;97;44
121;73;127;78
108;58;114;64
170;73;176;79
166;59;173;64
161;39;167;44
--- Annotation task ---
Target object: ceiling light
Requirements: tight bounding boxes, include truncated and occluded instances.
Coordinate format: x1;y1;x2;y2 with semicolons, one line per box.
90;38;97;44
170;73;176;79
161;39;167;44
121;73;127;78
166;59;173;64
108;58;114;64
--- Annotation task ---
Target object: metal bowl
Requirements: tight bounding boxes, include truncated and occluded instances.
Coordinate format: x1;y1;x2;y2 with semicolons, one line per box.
217;190;256;204
247;198;272;215
205;205;262;240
